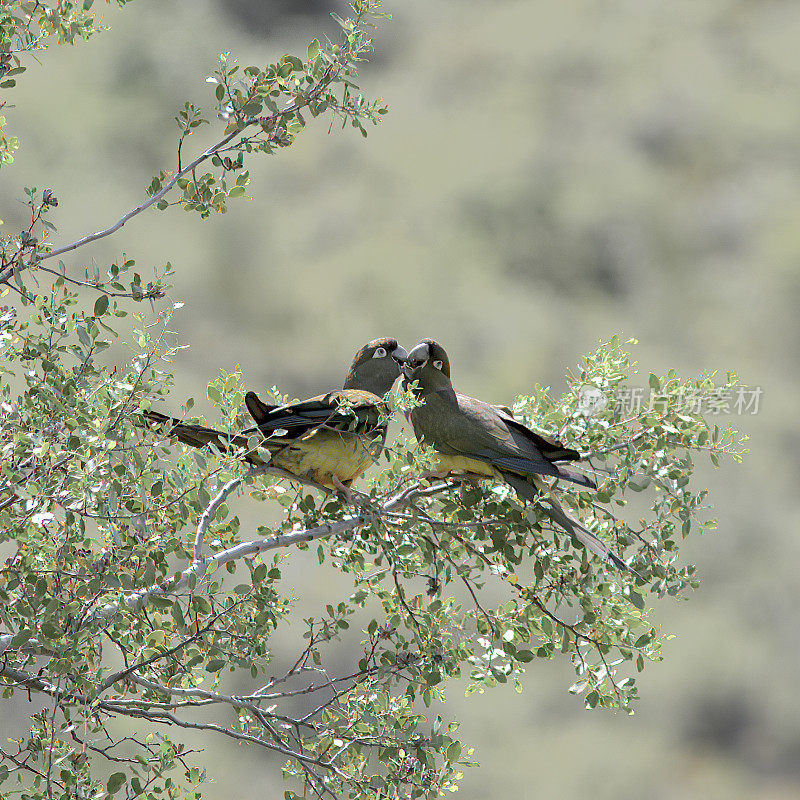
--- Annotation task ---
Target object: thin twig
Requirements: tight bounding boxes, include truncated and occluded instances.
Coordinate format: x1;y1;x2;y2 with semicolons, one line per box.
0;69;336;287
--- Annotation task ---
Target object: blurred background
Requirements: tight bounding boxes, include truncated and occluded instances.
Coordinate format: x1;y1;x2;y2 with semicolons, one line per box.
3;0;800;797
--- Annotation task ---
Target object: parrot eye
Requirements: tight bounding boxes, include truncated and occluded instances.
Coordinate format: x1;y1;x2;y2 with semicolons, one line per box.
372;347;387;359
433;360;443;370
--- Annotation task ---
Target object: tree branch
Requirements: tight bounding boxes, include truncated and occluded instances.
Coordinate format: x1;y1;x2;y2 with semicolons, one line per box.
193;472;245;566
0;662;348;779
81;478;437;627
0;68;336;286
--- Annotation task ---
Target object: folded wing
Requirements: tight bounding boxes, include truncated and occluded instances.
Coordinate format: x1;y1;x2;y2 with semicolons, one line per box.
433;392;595;489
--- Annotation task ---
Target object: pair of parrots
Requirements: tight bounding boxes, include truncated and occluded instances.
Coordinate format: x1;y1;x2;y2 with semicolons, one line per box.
145;337;625;569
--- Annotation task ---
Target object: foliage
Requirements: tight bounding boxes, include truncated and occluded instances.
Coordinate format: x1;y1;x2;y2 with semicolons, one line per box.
0;1;137;166
0;3;747;800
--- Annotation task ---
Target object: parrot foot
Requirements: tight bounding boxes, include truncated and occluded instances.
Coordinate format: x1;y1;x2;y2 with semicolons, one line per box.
456;472;489;485
418;470;451;482
331;475;354;504
418;470;488;487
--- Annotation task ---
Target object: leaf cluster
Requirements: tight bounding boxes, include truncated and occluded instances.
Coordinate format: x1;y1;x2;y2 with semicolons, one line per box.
0;0;136;166
0;3;749;799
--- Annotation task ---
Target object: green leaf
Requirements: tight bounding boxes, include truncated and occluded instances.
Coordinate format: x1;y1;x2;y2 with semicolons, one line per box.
445;741;462;762
625;588;645;610
241;99;262;116
192;595;212;614
11;629;33;647
107;773;126;794
515;649;534;663
94;294;109;316
206;658;226;672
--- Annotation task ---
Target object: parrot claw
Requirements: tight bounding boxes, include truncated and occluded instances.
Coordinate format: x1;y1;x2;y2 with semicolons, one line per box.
418;470;451;482
332;475;353;504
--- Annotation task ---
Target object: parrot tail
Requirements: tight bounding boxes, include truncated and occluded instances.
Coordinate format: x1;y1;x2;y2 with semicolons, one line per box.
141;411;265;465
498;469;629;571
551;463;596;489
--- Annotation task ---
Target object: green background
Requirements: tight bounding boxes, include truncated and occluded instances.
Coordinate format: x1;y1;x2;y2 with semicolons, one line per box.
3;1;799;797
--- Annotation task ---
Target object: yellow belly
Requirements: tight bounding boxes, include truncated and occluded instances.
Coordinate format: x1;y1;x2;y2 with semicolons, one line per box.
270;429;381;487
435;454;499;479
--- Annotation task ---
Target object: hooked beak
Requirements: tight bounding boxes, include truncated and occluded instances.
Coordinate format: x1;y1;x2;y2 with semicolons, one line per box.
402;341;430;379
391;344;409;365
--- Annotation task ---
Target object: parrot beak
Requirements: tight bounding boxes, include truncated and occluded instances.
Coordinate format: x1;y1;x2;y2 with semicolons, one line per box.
391;344;409;365
402;342;430;379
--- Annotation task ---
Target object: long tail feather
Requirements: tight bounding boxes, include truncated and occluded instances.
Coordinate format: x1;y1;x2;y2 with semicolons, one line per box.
141;411;266;465
552;463;596;489
498;469;628;571
537;496;628;571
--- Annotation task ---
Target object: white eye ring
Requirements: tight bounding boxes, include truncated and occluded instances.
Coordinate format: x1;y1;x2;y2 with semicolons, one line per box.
372;347;387;358
433;360;443;370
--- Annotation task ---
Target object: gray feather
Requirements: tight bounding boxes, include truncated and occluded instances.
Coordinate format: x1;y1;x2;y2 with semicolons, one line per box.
499;470;628;571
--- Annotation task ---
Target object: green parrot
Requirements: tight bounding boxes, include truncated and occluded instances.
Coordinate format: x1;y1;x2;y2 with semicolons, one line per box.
143;337;408;490
402;338;627;570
